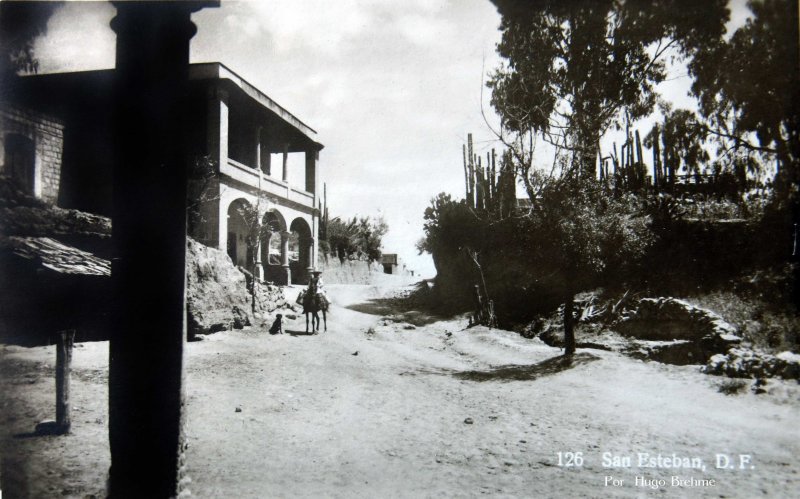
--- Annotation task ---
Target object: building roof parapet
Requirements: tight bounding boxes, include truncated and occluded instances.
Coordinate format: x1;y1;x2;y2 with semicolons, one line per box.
190;62;319;144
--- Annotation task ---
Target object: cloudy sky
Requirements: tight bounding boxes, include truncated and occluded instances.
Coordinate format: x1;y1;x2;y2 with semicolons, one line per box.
34;0;507;277
32;0;748;277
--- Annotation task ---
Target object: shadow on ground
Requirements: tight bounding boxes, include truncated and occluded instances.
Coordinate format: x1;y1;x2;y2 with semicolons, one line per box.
346;299;448;327
400;352;600;382
454;352;600;382
284;329;318;337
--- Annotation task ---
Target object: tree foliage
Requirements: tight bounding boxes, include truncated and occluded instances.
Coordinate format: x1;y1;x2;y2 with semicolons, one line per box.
488;0;728;180
690;0;798;167
326;215;388;263
477;0;728;352
689;0;799;226
419;193;480;261
233;192;277;276
518;179;653;353
187;155;219;238
0;1;63;79
643;108;712;185
418;183;652;351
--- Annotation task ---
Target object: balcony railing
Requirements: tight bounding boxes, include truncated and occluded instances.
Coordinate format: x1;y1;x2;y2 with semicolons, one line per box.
221;158;314;208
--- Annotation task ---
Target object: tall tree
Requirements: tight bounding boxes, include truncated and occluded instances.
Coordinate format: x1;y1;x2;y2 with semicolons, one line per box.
326;215;388;263
689;0;799;241
690;0;798;173
488;0;728;354
488;0;728;184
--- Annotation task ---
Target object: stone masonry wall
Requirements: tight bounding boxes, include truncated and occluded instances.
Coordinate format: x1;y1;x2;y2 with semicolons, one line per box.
318;253;384;284
0;104;64;204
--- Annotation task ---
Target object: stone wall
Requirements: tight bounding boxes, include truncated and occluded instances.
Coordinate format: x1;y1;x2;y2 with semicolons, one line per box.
704;349;800;380
617;297;739;341
318;254;384;284
0;104;64;204
186;238;253;336
186;238;288;337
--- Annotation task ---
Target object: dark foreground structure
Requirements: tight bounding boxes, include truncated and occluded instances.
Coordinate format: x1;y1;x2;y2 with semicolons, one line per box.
106;1;217;496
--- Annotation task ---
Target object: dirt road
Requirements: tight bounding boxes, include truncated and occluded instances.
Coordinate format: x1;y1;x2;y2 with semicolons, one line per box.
183;283;799;498
1;281;798;498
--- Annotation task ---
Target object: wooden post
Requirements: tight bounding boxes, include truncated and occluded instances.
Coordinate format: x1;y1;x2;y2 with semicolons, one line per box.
56;329;75;432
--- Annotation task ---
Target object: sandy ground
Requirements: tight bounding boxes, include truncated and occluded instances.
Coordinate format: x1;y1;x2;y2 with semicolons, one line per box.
1;281;799;498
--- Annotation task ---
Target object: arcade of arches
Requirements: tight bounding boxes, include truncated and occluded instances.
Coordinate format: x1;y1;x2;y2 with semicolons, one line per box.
225;197;314;285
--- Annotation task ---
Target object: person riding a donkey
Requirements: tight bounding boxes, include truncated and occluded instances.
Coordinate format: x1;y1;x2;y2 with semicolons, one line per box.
299;270;329;333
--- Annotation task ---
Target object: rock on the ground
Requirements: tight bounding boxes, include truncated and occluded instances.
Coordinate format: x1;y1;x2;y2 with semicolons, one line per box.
617;297;738;341
186;238;252;336
252;280;286;315
614;297;742;363
535;297;743;366
703;348;800;380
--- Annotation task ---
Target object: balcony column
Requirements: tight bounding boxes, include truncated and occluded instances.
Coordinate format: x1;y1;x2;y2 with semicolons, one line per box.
206;86;228;174
263;149;272;175
206;85;228;251
254;126;262;173
305;148;318;197
218;193;230;255
282;143;289;183
254;238;264;281
306;236;316;272
280;230;291;285
260;231;272;278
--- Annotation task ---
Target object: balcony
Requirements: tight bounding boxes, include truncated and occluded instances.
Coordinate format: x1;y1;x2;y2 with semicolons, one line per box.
221;158;314;209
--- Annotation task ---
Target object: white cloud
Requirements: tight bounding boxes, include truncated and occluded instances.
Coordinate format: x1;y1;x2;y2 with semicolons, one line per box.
33;1;116;73
394;14;456;46
239;0;375;56
30;0;504;276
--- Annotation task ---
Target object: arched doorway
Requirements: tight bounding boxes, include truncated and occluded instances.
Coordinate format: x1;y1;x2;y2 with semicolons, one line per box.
289;217;313;284
226;198;253;269
260;209;288;284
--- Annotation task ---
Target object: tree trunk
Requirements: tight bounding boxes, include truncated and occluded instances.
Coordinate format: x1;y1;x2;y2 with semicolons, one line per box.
563;292;576;356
